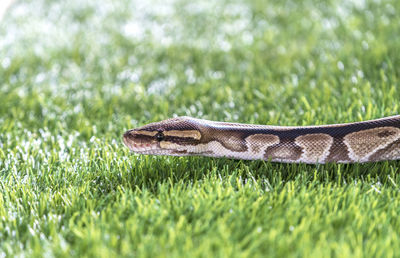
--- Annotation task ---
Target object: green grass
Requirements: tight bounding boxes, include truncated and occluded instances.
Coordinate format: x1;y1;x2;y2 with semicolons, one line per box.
1;0;400;257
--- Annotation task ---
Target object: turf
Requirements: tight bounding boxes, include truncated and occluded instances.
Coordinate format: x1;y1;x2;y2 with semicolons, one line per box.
1;0;400;257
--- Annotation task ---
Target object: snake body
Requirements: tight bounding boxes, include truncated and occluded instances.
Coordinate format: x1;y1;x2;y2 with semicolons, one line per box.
123;116;400;164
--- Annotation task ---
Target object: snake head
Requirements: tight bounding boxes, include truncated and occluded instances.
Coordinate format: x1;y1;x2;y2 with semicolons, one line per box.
123;117;204;155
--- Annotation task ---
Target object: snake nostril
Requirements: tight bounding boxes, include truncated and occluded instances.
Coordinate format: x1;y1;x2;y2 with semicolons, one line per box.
123;130;132;139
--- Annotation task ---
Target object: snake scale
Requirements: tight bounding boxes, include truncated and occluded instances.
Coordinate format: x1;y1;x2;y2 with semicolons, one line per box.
123;115;400;164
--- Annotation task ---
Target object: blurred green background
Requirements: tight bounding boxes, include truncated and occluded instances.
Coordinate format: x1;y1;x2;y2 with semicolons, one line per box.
1;0;400;257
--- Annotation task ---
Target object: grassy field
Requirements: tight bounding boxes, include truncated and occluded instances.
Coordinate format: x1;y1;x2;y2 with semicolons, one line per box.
1;0;400;257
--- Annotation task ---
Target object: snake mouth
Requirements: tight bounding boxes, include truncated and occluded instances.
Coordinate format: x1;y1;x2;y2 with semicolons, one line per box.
123;130;191;155
122;130;156;152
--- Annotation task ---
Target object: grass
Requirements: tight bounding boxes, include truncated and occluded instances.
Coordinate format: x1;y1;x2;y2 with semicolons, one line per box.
1;0;400;257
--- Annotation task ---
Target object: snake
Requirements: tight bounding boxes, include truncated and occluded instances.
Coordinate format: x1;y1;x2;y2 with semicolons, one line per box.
122;115;400;164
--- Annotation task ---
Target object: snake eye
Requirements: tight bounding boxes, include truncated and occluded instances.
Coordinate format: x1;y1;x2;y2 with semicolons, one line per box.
156;132;165;142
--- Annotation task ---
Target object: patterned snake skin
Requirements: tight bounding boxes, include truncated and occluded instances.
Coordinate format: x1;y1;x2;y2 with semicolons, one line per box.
123;116;400;164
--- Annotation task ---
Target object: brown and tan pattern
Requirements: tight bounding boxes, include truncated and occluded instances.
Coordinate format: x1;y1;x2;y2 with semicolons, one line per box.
343;127;400;162
264;143;303;162
245;134;279;153
123;115;400;164
295;134;333;163
216;134;248;152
